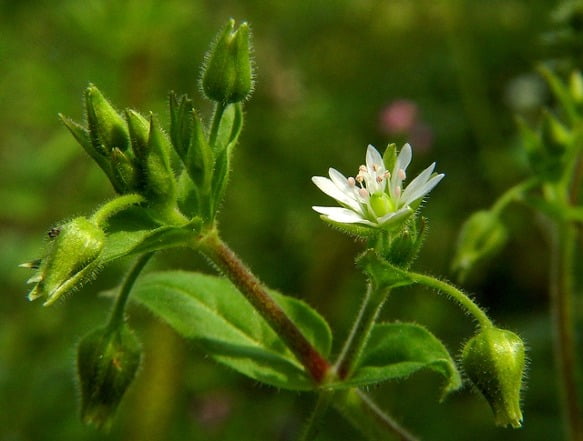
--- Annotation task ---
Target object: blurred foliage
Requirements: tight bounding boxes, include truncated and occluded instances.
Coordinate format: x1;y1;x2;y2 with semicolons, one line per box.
0;0;573;440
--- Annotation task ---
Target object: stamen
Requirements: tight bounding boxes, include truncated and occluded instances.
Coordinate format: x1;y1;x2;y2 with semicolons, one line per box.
356;175;364;184
347;177;356;186
395;185;401;199
385;171;391;179
376;176;383;184
398;168;406;180
359;165;367;173
358;188;369;198
372;164;379;172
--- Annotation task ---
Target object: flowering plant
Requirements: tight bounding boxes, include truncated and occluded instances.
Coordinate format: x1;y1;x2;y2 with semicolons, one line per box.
20;18;536;441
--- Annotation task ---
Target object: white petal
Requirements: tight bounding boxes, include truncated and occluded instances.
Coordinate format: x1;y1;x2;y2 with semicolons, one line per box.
312;206;374;225
366;145;384;172
401;162;436;203
328;168;352;193
312;176;360;211
396;143;412;172
403;173;445;205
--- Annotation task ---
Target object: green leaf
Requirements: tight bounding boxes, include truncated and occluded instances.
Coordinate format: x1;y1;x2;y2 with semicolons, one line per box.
131;271;332;391
332;323;461;397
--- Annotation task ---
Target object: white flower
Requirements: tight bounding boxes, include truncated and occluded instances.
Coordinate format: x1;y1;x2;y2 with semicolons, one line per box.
312;143;444;229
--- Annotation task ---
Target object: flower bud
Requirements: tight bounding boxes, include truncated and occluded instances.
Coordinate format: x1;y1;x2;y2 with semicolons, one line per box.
452;210;507;281
23;217;105;305
386;216;426;269
85;85;130;154
462;327;525;428
201;19;254;104
77;324;142;429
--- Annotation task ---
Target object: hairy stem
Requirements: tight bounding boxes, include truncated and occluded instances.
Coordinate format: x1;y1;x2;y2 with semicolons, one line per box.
491;177;540;216
407;272;493;329
550;220;583;441
108;252;154;329
90;193;145;227
334;389;420;441
198;230;330;383
335;283;389;379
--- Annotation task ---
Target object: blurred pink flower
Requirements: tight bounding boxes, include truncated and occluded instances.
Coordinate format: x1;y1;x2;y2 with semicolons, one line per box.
379;99;433;152
380;99;418;133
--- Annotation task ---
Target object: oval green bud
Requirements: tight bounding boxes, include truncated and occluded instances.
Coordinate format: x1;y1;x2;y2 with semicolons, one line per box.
202;19;254;104
77;324;142;429
452;210;507;281
462;327;525;428
24;217;105;305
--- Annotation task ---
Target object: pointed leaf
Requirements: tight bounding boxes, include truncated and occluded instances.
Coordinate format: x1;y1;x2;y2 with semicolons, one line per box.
331;323;461;397
131;271;332;390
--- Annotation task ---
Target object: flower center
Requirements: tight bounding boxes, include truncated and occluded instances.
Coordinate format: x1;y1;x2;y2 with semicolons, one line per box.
369;192;395;217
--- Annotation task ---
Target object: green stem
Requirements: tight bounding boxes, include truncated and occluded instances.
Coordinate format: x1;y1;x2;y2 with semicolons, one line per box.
550;220;583;441
107;252;154;329
335;283;389;379
297;391;334;441
198;230;330;383
208;101;227;148
491;177;540;216
334;389;419;441
408;272;493;329
90;193;145;227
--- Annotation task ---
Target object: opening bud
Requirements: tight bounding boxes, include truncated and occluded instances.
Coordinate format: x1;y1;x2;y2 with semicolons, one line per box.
462;327;525;428
24;217;105;305
77;324;142;429
201;19;254;104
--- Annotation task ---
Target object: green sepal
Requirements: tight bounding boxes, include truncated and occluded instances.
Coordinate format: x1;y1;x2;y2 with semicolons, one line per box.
328;322;462;398
59;114;117;189
110;148;138;194
169;92;194;159
186;109;214;191
317;217;380;238
125;109;150;161
382;143;397;172
77;324;142;430
356;249;414;290
85;84;130;154
131;271;332;391
385;216;427;269
140;115;176;203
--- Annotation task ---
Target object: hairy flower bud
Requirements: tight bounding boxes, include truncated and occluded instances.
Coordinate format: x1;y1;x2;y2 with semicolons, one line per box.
23;217;105;306
77;324;142;429
452;210;507;281
85;85;130;154
462;327;525;428
202;19;254;104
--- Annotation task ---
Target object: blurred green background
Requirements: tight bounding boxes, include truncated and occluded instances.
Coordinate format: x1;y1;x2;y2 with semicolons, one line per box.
0;0;576;440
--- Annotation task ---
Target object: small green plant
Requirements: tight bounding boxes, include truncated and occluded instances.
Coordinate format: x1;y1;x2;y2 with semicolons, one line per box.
452;66;583;441
22;19;530;439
